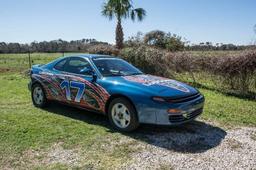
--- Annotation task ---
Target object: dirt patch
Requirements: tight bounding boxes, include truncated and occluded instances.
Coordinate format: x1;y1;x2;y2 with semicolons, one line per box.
251;132;256;141
43;143;80;166
2;143;82;169
226;138;243;150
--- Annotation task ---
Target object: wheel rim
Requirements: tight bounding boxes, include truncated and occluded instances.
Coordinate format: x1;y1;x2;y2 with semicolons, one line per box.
111;103;131;129
33;86;44;105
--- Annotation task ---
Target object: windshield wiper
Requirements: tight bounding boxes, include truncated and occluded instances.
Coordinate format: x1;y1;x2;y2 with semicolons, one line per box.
126;72;143;76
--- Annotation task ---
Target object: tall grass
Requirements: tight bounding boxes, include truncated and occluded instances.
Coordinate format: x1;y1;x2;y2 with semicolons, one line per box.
120;46;256;97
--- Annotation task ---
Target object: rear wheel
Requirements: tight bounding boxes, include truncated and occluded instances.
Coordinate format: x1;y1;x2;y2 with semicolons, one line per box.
108;97;139;132
31;83;48;108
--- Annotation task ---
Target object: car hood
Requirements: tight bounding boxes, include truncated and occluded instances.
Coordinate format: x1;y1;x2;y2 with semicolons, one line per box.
104;74;199;98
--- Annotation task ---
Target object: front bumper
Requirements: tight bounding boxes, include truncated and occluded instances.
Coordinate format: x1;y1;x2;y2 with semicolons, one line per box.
167;107;203;125
155;94;205;125
136;93;205;125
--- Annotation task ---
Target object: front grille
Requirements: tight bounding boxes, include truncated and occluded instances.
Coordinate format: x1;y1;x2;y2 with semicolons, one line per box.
169;108;203;123
166;93;201;103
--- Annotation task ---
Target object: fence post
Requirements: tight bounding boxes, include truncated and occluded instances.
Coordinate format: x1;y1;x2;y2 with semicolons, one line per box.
28;51;31;68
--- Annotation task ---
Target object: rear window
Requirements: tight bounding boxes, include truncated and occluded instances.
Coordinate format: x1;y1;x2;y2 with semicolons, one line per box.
54;59;67;71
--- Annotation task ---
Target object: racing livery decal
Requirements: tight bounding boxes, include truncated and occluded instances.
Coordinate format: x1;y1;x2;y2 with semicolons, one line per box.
124;74;190;93
32;72;110;113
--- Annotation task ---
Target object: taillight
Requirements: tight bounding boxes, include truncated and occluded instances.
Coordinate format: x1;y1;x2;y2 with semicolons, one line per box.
30;69;33;77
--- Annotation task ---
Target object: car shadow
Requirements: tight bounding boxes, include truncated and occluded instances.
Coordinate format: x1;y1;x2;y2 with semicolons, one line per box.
43;102;227;154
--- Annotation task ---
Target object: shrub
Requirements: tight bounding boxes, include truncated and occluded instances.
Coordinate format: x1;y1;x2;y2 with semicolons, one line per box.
121;45;256;96
210;50;256;93
164;34;185;52
125;32;144;47
87;44;119;56
143;31;185;51
171;51;256;94
126;30;185;51
120;46;173;77
144;30;166;48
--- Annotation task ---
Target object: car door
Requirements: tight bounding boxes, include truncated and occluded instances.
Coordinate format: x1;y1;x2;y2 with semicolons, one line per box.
45;57;71;102
60;57;109;113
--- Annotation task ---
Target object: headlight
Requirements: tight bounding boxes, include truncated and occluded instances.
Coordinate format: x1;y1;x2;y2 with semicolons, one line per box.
152;96;166;102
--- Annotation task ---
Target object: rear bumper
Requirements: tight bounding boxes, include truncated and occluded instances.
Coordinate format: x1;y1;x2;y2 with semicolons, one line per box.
28;81;32;91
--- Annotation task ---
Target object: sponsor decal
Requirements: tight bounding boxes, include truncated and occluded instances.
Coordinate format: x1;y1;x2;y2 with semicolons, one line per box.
124;75;190;93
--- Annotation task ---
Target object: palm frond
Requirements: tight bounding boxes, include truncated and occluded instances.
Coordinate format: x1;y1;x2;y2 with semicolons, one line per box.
130;10;135;21
101;2;114;20
134;8;146;21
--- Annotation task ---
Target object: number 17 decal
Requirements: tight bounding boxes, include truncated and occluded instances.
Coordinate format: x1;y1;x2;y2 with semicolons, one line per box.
60;80;85;102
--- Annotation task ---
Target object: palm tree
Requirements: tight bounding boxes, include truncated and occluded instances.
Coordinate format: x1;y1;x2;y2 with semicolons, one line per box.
102;0;146;49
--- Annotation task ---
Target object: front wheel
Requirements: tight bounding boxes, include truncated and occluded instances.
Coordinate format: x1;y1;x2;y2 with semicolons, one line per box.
108;97;139;132
31;83;48;108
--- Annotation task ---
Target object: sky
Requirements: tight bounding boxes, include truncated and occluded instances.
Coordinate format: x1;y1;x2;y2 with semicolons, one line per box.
0;0;256;45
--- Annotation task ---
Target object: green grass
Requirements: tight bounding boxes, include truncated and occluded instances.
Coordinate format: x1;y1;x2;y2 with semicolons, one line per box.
0;53;59;72
176;72;256;126
0;53;83;72
0;74;136;169
200;88;256;126
0;53;256;169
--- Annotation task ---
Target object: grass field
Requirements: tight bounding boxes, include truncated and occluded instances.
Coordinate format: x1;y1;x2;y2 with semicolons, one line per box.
0;73;138;169
0;53;256;169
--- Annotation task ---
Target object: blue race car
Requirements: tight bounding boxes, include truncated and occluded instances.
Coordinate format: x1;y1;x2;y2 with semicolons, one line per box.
29;54;205;132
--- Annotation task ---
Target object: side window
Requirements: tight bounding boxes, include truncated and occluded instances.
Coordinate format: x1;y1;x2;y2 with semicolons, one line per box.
64;57;92;75
54;59;67;71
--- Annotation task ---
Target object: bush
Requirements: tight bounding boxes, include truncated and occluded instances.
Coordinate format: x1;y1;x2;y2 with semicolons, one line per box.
87;44;119;56
210;51;256;92
164;34;185;52
143;30;166;48
120;46;173;77
125;30;185;51
170;51;256;94
121;45;256;96
143;31;185;51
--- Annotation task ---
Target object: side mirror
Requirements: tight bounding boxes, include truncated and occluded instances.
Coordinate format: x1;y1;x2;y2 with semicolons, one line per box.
92;72;97;82
80;67;92;74
80;67;97;82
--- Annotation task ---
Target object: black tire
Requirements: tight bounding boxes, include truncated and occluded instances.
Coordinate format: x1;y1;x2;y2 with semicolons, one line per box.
108;97;139;132
31;83;48;108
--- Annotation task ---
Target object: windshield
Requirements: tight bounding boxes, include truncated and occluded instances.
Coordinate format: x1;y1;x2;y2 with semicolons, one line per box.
92;58;143;77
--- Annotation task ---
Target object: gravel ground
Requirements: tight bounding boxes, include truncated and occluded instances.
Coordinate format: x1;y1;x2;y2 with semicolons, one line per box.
9;121;256;169
121;121;256;170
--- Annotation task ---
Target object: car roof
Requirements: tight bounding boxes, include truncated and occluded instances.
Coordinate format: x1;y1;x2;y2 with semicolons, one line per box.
63;54;117;59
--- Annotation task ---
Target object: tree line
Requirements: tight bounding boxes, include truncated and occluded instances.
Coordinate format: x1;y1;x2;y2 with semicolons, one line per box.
186;42;255;51
0;35;254;54
0;39;109;53
125;30;254;51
